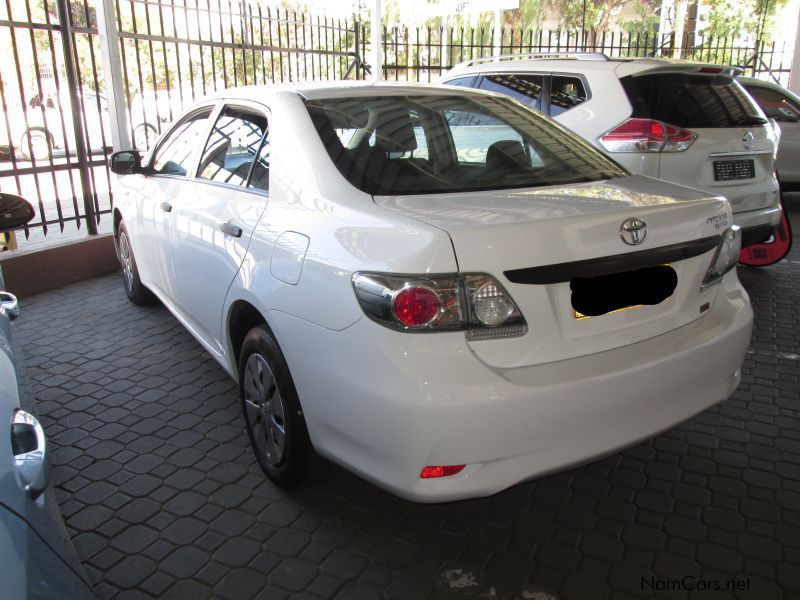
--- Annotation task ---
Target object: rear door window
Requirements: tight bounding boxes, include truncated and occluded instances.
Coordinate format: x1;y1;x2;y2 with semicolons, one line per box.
197;106;268;188
743;84;800;123
548;76;588;116
621;73;764;128
478;74;544;110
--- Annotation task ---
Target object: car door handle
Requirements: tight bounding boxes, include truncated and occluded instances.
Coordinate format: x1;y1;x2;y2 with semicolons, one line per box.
160;202;172;213
219;222;243;238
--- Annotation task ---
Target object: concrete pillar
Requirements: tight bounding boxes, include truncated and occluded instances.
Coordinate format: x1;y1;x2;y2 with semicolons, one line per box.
790;7;800;93
95;0;131;150
371;0;383;81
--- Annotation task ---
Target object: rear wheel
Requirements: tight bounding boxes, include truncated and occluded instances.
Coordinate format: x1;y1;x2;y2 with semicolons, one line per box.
116;221;156;305
133;122;158;151
240;325;315;488
21;129;52;161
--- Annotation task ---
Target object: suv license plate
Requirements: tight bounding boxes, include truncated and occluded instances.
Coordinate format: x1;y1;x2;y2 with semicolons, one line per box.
713;159;755;181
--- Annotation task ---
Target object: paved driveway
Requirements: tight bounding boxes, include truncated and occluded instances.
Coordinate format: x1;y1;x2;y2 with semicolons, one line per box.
18;204;800;600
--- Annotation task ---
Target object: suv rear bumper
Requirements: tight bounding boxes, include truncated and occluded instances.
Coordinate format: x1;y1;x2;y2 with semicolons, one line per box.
734;197;782;247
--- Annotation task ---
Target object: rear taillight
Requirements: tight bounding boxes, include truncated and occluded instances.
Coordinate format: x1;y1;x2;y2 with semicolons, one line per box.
393;286;440;327
702;226;741;290
352;272;527;340
599;118;696;153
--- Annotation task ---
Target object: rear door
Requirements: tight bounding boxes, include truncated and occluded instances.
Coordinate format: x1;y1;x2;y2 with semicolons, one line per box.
620;71;776;213
169;102;270;354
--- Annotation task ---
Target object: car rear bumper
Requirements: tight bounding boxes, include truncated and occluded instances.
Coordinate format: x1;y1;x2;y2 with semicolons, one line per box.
269;272;752;502
734;195;782;246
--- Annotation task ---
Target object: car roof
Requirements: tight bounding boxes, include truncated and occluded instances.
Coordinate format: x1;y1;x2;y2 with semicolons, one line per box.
445;53;742;79
736;76;800;100
196;81;496;104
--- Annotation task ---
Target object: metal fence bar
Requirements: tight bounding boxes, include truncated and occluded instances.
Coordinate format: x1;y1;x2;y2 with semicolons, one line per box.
0;0;361;248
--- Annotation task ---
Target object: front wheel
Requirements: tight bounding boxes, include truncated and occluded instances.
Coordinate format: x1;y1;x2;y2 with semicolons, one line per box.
115;221;156;305
240;325;315;488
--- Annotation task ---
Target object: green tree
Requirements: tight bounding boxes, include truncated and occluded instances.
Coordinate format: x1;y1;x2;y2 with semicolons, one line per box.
702;0;788;41
619;1;660;38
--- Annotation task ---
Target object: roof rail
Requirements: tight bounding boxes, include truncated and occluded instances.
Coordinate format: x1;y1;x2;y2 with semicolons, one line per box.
449;51;609;72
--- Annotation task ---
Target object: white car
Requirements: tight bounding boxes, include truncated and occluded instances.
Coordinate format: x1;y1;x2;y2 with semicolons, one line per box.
441;54;782;248
737;76;800;190
110;83;752;502
0;90;111;161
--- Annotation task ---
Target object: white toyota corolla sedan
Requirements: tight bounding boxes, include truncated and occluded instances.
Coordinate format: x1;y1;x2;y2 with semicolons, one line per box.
110;82;753;502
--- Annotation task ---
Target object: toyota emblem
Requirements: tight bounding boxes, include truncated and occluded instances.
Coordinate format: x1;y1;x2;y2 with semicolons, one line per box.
620;218;647;245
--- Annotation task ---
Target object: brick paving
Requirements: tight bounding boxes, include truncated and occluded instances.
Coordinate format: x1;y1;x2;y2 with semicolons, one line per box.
17;201;800;600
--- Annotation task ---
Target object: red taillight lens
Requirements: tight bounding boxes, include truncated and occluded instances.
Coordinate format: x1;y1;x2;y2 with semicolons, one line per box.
599;118;696;153
393;286;440;327
420;465;466;478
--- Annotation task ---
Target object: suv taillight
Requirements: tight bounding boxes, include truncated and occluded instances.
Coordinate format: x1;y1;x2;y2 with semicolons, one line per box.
599;118;697;153
352;272;527;340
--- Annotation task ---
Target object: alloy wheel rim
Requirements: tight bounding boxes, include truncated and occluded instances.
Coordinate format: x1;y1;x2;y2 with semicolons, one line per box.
29;134;48;160
243;353;287;466
118;232;134;293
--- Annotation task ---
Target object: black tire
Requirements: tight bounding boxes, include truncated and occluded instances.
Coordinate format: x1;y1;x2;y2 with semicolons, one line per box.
21;128;53;161
115;221;157;305
239;325;315;488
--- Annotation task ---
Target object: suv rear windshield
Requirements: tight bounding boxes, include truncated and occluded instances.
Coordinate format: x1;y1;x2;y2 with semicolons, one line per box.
306;94;625;195
621;73;765;128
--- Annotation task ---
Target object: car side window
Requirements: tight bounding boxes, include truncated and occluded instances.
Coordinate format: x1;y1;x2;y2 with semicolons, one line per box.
152;108;213;175
549;76;588;117
745;84;800;123
198;106;268;187
479;74;544;110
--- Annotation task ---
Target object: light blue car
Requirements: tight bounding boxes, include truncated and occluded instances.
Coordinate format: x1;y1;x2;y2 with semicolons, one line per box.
0;192;95;599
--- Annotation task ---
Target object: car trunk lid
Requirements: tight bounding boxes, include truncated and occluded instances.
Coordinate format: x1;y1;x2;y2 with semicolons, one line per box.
374;175;733;368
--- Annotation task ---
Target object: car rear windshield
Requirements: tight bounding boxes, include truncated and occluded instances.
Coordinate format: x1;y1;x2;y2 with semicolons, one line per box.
621;73;765;128
305;94;626;195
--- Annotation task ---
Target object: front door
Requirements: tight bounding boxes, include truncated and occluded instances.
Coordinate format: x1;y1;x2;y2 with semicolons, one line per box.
133;106;215;300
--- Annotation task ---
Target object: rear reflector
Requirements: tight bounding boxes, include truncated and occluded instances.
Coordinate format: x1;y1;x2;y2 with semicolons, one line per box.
420;465;466;479
599;118;696;153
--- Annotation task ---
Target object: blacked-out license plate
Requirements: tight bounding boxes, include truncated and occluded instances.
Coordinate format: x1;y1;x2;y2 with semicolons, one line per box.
713;159;755;181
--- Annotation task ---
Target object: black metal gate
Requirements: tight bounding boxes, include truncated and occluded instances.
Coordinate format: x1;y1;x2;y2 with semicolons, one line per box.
0;0;364;249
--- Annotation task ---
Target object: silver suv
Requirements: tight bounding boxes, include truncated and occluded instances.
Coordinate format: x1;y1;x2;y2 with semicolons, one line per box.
441;53;782;247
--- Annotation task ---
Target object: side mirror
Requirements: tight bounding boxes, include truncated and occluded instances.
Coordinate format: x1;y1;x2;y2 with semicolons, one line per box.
0;193;35;232
110;150;144;175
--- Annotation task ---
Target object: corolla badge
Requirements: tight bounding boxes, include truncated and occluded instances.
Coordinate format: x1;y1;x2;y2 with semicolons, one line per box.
620;218;647;245
742;131;754;149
